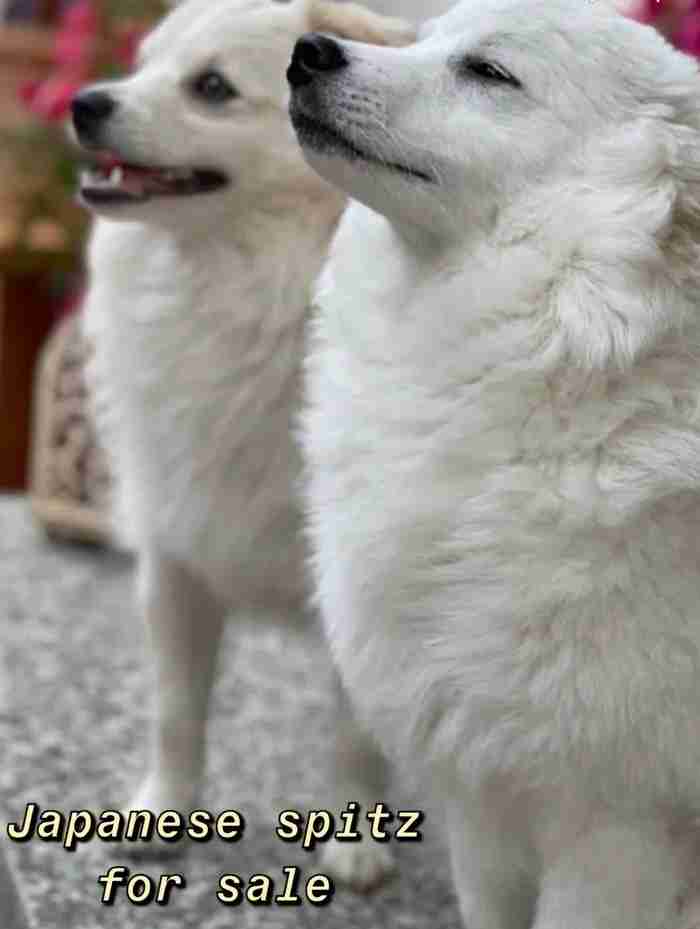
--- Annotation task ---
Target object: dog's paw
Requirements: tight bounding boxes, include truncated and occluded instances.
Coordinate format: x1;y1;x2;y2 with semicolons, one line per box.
318;839;395;892
126;770;197;815
118;774;197;858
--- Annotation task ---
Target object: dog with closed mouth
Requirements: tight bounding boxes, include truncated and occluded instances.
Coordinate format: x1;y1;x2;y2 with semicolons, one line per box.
73;0;414;889
291;0;700;923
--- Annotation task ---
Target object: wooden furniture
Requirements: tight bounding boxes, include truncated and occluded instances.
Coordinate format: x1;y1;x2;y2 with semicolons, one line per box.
30;310;111;543
0;22;76;489
0;275;58;488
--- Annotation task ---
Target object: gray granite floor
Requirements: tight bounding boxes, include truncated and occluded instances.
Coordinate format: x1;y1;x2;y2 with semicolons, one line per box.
0;495;461;928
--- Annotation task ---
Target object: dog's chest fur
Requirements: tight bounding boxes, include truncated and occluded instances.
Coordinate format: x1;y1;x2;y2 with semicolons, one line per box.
305;204;700;811
84;206;337;606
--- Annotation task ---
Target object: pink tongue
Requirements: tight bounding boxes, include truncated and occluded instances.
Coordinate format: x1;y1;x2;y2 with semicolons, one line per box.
95;154;160;196
121;168;150;197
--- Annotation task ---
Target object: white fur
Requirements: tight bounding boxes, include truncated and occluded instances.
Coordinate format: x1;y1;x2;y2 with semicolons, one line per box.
297;0;700;923
82;0;414;889
353;0;457;24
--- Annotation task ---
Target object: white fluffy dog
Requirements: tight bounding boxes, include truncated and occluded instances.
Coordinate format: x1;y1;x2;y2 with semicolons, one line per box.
72;0;414;888
290;0;700;924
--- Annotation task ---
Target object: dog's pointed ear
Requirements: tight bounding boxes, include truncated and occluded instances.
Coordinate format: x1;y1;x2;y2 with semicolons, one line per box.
301;0;416;47
546;119;700;371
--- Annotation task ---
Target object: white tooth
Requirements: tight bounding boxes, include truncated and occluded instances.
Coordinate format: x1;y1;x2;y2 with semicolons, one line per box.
82;169;103;187
109;166;124;186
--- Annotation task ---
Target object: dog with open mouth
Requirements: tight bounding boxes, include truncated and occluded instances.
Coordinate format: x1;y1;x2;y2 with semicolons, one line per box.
77;153;229;205
291;0;700;924
73;0;415;890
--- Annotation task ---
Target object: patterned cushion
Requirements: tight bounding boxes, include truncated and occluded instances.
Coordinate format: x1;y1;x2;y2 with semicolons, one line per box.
29;310;112;544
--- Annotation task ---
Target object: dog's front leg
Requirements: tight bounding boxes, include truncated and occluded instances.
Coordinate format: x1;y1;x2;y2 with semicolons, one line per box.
127;550;225;817
445;788;537;929
318;673;397;890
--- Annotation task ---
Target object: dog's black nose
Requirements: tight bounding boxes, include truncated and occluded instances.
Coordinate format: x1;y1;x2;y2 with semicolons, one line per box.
287;33;348;88
71;90;116;141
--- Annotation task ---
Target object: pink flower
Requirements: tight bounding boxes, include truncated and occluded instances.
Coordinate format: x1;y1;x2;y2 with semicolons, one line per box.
21;74;86;122
18;0;147;125
53;0;100;73
625;0;700;57
627;0;694;23
62;0;100;36
674;8;700;52
628;0;665;23
54;31;97;73
18;80;42;107
114;26;145;70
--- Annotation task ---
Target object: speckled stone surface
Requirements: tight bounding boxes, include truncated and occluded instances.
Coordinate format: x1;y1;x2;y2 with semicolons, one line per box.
0;495;461;928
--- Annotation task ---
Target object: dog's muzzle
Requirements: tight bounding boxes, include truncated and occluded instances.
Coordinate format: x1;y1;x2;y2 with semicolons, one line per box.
287;33;348;88
287;32;434;185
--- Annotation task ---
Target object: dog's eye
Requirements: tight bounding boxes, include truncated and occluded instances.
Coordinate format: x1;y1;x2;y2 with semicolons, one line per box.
191;70;239;104
463;57;521;88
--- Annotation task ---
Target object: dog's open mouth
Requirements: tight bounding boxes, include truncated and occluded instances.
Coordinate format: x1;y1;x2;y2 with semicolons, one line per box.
290;108;433;184
79;154;228;207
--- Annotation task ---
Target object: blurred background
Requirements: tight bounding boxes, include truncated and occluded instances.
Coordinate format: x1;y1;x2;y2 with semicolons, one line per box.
0;0;166;546
0;0;698;546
